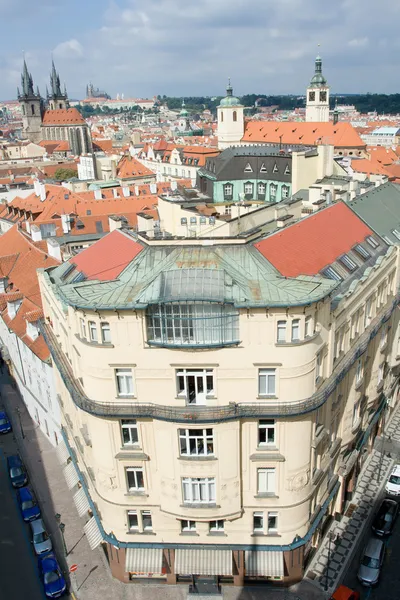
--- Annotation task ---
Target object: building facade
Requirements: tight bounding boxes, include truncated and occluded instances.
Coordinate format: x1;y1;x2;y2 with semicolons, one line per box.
38;200;400;587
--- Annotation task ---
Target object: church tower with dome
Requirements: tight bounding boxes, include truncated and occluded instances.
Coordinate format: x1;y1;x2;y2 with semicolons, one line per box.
217;80;244;149
305;55;330;122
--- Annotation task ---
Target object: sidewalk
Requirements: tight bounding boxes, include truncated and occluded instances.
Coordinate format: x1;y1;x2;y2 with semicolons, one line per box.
303;405;400;595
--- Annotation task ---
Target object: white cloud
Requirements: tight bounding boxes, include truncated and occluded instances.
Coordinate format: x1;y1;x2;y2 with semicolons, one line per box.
53;39;83;59
348;37;369;47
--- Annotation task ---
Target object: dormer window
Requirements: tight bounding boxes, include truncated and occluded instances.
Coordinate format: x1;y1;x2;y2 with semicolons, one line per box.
26;320;39;341
244;163;253;173
273;164;278;173
0;277;8;294
7;299;22;320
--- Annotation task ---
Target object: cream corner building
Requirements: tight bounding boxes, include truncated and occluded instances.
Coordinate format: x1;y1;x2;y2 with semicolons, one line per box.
37;201;400;587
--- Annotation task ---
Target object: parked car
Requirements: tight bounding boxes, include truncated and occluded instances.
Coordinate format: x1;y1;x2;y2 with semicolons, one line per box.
372;498;398;536
357;537;385;586
0;410;12;434
30;518;52;555
330;585;360;600
38;553;66;598
385;464;400;496
7;454;28;488
16;487;41;522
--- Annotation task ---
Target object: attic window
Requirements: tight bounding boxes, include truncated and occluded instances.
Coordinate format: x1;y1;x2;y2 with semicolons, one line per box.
260;163;267;173
322;266;342;281
353;244;370;260
95;221;104;233
244;163;253;173
273;164;278;173
366;235;379;249
86;210;91;216
64;194;69;200
392;229;400;241
339;254;357;272
76;220;85;229
284;165;290;175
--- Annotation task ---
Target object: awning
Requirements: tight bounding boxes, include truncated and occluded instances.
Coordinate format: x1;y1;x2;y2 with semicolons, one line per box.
83;516;103;550
175;549;232;576
245;550;284;577
56;440;70;465
125;548;163;574
73;486;90;517
63;461;79;489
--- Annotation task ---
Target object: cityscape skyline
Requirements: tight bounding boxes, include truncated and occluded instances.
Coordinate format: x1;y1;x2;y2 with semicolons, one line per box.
0;0;399;100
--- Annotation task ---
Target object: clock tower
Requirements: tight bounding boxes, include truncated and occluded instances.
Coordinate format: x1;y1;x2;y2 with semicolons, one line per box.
305;55;329;123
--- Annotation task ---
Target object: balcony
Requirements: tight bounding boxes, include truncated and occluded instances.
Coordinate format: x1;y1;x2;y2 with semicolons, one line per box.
39;294;399;423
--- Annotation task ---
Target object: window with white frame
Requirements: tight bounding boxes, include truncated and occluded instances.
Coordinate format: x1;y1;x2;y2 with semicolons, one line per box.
350;312;358;340
276;320;287;343
244;182;253;197
281;185;289;199
305;316;312;338
316;351;323;381
339;254;357;272
258;182;266;198
181;520;196;532
378;363;384;386
182;477;216;504
224;183;233;199
258;368;276;396
267;512;278;533
366;235;379;249
100;322;111;343
126;467;144;491
209;520;224;532
253;511;264;533
257;467;276;494
176;369;214;405
270;184;277;200
258;419;276;446
291;319;300;342
380;326;388;349
127;510;139;530
355;358;363;385
179;428;214;456
352;400;360;427
141;510;153;531
364;296;373;327
80;318;86;339
115;368;134;396
121;419;139;446
88;321;98;343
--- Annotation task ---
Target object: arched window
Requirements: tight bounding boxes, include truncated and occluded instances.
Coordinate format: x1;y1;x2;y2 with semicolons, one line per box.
59;103;63;109
31;104;35;115
220;111;224;122
233;111;237;122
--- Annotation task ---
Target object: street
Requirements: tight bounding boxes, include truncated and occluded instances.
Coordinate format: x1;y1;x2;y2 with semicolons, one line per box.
342;494;400;600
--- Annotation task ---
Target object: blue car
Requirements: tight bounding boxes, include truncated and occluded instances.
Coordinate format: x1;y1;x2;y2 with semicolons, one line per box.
16;487;41;521
38;553;67;598
7;454;28;488
0;411;11;434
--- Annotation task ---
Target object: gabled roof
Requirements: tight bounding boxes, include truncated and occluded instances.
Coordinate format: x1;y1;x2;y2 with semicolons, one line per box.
254;202;375;277
42;108;86;126
348;182;400;244
70;229;144;281
117;156;155;179
242;121;365;149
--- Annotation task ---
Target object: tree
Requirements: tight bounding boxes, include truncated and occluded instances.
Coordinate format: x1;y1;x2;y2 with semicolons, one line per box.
53;168;77;181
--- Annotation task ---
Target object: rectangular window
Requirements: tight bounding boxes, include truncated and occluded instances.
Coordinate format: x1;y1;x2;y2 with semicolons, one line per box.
100;322;111;343
339;254;357;272
364;297;373;327
352;400;360;427
316;351;323;381
179;428;214;456
322;266;342;281
378;363;384;386
267;512;278;533
88;321;98;343
355;358;363;385
354;244;370;260
253;511;264;533
381;326;388;349
276;320;286;343
181;520;196;532
224;184;233;199
116;368;134;396
305;316;312;338
141;510;153;531
176;369;214;405
127;510;138;530
126;468;144;491
257;467;276;494
258;419;275;446
291;319;300;342
257;182;266;199
182;477;216;504
209;520;224;532
121;419;139;446
244;182;253;196
281;185;289;199
366;235;379;249
350;313;358;340
270;184;277;200
80;318;86;339
258;368;276;396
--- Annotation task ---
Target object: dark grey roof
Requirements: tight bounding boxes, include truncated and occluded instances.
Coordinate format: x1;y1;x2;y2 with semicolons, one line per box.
347;182;400;245
219;145;317;159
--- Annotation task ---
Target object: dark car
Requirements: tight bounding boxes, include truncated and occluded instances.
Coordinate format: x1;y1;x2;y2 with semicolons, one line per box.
372;498;398;536
16;487;41;522
7;454;28;488
38;553;66;598
0;410;12;434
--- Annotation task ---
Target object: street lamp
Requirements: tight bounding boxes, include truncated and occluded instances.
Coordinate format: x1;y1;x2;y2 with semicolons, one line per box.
55;514;68;556
324;530;338;592
16;406;25;439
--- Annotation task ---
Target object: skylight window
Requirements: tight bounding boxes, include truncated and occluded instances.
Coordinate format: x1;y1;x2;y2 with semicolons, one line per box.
354;244;370;260
392;229;400;241
366;235;379;249
260;163;267;173
244;163;253;173
339;254;357;272
273;163;278;173
322;266;342;281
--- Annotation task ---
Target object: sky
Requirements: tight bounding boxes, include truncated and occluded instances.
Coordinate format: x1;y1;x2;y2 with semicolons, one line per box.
1;0;399;100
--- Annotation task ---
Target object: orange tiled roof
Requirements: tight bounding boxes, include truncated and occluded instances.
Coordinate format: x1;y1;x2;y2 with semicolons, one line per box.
367;146;399;166
39;140;71;153
117;156;156;179
350;158;391;177
42;108;86;126
39;162;77;178
242;121;366;149
25;308;44;322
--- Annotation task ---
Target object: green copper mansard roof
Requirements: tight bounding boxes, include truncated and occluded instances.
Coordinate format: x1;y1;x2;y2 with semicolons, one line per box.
309;55;328;88
219;79;242;107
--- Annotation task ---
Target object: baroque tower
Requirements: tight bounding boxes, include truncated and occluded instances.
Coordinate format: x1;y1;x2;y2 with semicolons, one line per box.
48;61;69;110
305;55;330;123
18;60;43;143
217;80;244;149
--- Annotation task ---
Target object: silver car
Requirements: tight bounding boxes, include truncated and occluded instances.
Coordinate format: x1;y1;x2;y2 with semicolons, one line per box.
357;537;385;586
30;518;53;555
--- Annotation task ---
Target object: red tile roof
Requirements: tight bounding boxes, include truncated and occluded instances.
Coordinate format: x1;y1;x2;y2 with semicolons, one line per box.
242;121;365;149
350;158;391;177
254;203;374;277
42;108;86;126
117;156;155;179
71;230;143;281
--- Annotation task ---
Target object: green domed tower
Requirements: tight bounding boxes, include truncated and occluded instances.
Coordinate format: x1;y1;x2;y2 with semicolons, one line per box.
217;80;244;149
306;55;330;123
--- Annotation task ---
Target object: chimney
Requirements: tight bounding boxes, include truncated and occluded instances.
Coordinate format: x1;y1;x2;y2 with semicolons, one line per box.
46;238;62;261
171;181;177;191
30;224;42;241
94;189;102;200
150;183;157;194
135;185;139;196
111;159;117;179
122;186;130;198
39;183;46;202
34;180;41;197
112;188;118;198
108;215;122;231
61;214;71;234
